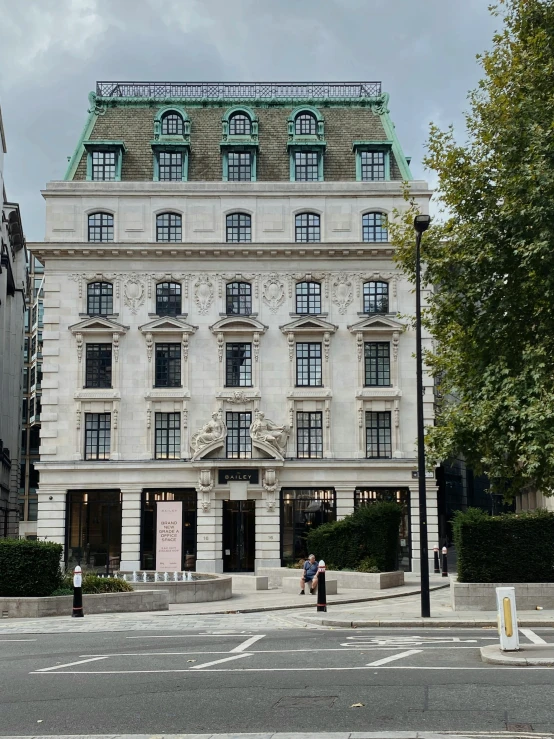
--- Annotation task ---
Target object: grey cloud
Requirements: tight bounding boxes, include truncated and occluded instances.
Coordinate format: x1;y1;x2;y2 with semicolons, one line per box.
0;0;498;239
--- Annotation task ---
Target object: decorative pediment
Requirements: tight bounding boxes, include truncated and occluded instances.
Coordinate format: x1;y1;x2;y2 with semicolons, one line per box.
279;316;338;334
69;316;129;335
210;316;267;335
347;315;405;335
139;316;197;336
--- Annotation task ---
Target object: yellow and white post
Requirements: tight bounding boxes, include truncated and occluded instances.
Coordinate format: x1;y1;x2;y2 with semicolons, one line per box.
496;586;519;651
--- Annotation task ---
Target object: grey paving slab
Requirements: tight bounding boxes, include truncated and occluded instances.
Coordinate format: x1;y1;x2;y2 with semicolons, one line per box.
481;643;554;665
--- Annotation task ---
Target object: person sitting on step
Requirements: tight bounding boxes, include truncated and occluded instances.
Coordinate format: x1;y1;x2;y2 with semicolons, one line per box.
299;554;319;595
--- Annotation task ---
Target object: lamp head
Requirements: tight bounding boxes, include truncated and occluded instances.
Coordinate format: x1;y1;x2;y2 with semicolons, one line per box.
413;214;431;234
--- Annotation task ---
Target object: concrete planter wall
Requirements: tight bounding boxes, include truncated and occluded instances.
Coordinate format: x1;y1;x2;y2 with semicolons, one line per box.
451;578;554;611
257;567;404;590
131;574;232;604
0;589;169;619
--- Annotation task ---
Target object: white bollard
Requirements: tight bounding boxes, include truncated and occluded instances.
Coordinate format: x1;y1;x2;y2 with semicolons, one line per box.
496;586;519;651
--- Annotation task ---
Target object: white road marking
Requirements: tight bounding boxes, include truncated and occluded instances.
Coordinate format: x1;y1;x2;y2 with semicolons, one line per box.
189;653;252;669
366;649;422;666
125;634;253;639
520;627;547;644
0;639;37;642
35;656;109;672
230;634;265;652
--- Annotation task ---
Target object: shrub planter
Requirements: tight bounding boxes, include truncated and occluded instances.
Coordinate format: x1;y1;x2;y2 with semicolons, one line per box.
0;590;169;619
130;574;232;604
256;567;404;590
451;578;554;611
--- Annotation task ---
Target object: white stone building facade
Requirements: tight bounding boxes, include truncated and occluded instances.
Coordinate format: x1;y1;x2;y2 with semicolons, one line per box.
33;82;436;574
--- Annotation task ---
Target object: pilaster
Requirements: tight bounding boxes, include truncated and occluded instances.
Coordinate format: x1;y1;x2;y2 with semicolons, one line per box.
120;488;142;570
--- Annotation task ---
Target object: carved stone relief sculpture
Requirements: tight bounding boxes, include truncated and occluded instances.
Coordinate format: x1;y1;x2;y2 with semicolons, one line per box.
194;274;215;315
250;411;290;458
198;469;214;512
331;273;354;314
190;411;226;460
262;273;286;313
263;468;278;512
123;274;146;314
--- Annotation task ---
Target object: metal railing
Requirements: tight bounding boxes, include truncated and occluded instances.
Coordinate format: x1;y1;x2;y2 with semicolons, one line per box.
95;81;382;100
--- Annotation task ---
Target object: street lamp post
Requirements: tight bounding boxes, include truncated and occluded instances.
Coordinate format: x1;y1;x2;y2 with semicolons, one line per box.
414;213;432;618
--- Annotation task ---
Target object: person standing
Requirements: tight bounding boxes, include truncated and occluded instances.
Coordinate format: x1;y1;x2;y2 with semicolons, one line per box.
299;554;319;595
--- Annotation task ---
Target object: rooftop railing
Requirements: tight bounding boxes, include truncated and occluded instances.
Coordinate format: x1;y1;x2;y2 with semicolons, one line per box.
95;81;382;100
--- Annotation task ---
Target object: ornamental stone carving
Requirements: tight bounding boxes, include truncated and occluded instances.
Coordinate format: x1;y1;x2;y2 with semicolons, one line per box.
227;390;250;404
262;273;285;313
123;274;146;314
190;411;226;459
263;468;278;512
194;274;214;315
331;273;354;314
250;411;290;456
198;469;214;512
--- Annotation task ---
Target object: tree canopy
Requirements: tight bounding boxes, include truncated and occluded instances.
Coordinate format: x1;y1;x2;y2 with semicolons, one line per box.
390;0;554;498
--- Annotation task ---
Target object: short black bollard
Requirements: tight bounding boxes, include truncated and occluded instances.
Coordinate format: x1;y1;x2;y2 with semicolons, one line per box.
316;560;327;612
441;546;448;578
433;545;440;574
72;565;84;618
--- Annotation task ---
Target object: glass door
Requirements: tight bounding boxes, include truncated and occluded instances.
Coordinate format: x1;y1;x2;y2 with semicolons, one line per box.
223;500;255;572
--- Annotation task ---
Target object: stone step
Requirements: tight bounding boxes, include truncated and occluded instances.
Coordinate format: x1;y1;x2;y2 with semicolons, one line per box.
282;577;338;595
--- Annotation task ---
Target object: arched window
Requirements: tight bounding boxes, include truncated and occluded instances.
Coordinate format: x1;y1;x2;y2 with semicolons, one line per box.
363;281;389;314
88;212;114;243
161;112;184;136
229;113;251;136
295;112;317;135
226;282;252;315
362;212;388;243
156;282;182;316
296;282;321;314
87;282;113;316
226;213;251;243
156;213;182;243
295;213;320;243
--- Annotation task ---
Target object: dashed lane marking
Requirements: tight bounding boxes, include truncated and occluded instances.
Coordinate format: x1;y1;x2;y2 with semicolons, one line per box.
190;653;253;669
520;627;548;644
366;649;422;666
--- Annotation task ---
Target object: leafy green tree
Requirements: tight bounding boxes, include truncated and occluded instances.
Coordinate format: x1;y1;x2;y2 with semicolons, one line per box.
390;0;554;498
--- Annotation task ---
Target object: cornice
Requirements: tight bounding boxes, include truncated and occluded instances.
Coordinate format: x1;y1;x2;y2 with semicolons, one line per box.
29;242;397;261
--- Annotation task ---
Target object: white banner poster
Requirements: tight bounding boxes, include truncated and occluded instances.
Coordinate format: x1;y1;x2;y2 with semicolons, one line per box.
156;501;182;571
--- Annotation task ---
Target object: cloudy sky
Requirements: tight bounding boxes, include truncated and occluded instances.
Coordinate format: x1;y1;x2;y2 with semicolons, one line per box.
0;0;499;241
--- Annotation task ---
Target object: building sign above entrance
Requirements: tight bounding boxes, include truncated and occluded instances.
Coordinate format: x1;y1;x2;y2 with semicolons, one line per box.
218;469;259;485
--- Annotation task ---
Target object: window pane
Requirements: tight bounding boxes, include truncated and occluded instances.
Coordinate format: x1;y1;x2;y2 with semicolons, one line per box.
363;281;389;313
85;344;112;388
295;113;317;135
156;281;181;315
87;282;113;315
226;282;252;315
158;152;183;181
364;342;390;386
361;150;386;181
229;113;251;135
365;411;392;458
296;342;322;386
226;412;252;459
155;343;181;387
226;343;252;387
294;151;319;182
295;213;320;243
295;281;321;314
156;212;182;242
161;113;184;135
227;151;251;181
362;212;388;242
91;151;116;181
84;413;111;460
88;213;114;243
155;412;181;459
226;213;251;243
296;411;323;458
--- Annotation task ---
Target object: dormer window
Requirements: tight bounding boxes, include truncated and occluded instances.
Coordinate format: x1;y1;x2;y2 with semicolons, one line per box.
295;113;317;135
83;141;126;182
152;107;190;182
287;107;325;181
221;107;259;182
161;112;184;136
229;113;251;136
353;141;393;182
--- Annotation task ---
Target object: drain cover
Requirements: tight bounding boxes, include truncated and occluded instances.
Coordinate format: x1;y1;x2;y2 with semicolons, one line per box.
274;696;337;708
506;724;534;731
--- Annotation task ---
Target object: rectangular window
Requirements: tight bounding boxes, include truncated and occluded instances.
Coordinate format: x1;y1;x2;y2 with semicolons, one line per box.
294;151;319;181
155;343;181;388
296;342;322;386
158;151;183;181
30;366;36;388
364;342;390;386
31;305;37;326
296;411;323;459
226;412;252;459
85;413;111;460
91;151;116;181
227;151;251;181
226;343;252;387
85;344;112;388
361;150;385;181
365;411;392;459
155;412;181;459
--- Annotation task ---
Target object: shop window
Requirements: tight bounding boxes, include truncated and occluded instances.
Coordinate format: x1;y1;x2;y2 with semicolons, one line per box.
66;490;122;575
280;488;335;565
355;488;411;571
140;489;197;571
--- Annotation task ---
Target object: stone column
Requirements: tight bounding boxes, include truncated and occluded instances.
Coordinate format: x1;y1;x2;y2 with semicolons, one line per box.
36;484;66;549
409;481;439;574
335;485;355;521
119;488;142;571
196;469;223;573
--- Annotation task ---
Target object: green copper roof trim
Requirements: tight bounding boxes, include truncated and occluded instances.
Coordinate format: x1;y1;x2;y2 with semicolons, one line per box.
375;95;413;180
83;140;127;152
352;140;393;151
64;93;99;180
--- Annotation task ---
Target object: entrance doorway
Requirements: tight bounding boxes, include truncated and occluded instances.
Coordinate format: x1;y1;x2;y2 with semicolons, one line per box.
223;500;255;572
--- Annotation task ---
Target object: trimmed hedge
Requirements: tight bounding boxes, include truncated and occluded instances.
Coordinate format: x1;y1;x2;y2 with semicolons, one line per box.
453;508;554;583
0;539;63;597
306;501;402;572
60;574;133;594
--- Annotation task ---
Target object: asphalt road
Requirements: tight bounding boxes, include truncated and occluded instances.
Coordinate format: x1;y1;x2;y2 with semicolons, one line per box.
1;627;554;735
